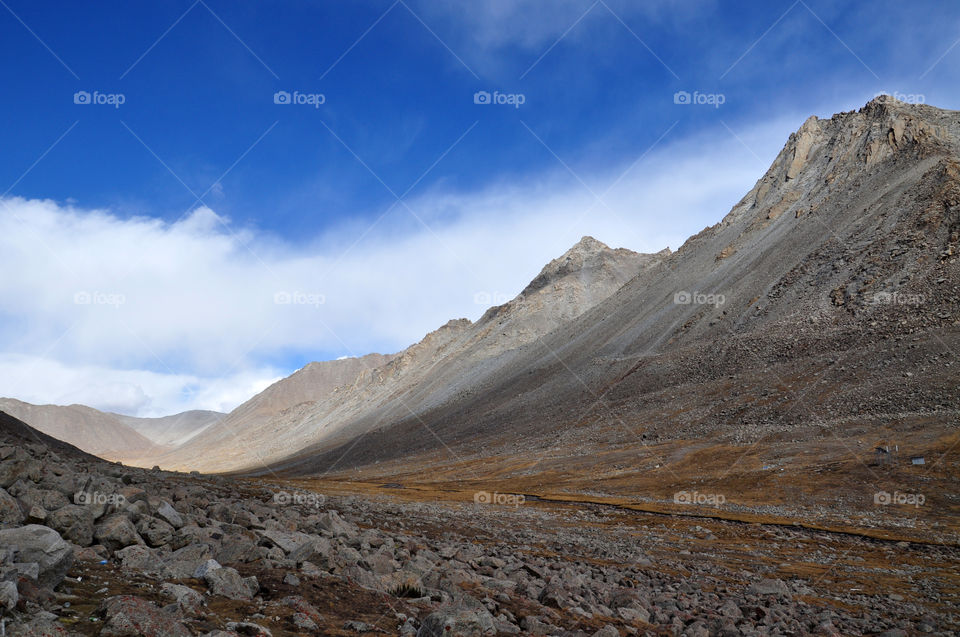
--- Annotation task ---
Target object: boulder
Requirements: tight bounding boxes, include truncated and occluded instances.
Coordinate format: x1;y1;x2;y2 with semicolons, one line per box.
204;566;256;600
46;505;95;546
259;529;316;555
0;487;24;526
193;558;222;579
94;514;143;551
281;595;324;624
417;604;497;636
17;487;68;513
0;579;18;611
159;582;205;613
287;535;331;565
136;516;174;548
98;595;191;636
214;532;258;564
748;578;791;599
115;545;162;574
0;524;74;588
344;621;376;633
5;609;80;636
155;501;184;529
226;621;271;635
162;542;214;579
292;612;318;632
315;510;358;537
25;505;47;524
0;456;42;489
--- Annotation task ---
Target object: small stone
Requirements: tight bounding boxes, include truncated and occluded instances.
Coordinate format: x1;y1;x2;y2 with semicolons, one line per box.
292;612;318;632
226;621;272;636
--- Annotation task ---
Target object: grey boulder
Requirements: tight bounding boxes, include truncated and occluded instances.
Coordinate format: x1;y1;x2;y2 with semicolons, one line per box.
0;524;74;588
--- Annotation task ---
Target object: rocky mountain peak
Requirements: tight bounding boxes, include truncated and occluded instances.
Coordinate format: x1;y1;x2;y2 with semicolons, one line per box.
520;236;657;297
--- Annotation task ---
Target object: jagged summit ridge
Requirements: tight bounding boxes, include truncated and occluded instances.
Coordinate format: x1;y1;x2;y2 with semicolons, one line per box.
520;236;665;297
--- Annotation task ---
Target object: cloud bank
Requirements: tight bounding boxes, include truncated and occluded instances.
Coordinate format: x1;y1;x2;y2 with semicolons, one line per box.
0;112;798;417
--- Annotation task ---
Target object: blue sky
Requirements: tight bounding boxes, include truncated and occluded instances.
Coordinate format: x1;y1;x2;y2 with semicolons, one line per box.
0;0;957;415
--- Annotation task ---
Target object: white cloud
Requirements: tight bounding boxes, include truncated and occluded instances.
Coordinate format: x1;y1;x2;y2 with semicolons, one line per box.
413;0;703;52
0;354;280;417
0;110;799;417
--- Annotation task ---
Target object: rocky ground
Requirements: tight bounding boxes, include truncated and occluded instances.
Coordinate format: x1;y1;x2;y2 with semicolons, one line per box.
1;413;958;636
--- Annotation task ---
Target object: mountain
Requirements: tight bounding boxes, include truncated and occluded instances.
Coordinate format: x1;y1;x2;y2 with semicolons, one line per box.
253;95;959;494
0;398;159;459
212;352;397;431
0;398;223;461
31;96;959;512
115;353;395;468
113;410;225;447
0;409;98;459
140;237;666;472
